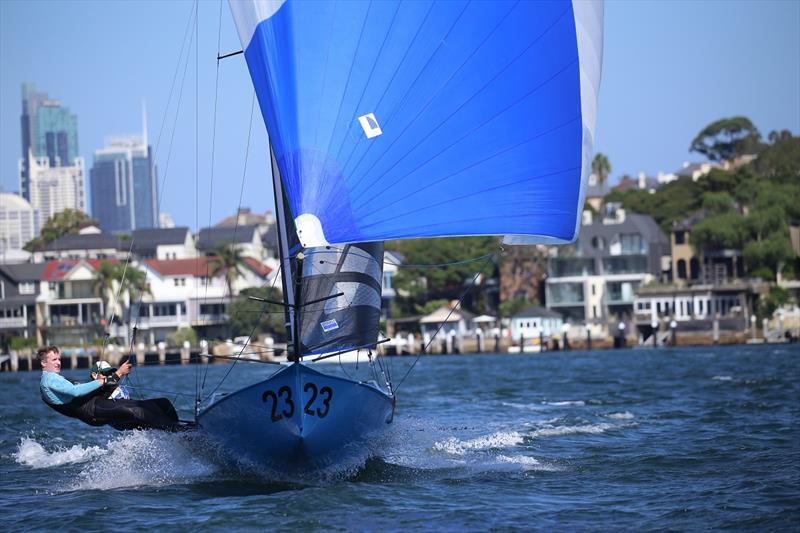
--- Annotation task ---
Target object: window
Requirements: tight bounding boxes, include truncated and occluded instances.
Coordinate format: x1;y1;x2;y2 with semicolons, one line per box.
677;259;687;279
591;236;606;250
675;231;685;245
173;277;186;287
19;282;35;294
591;284;596;296
593;305;598;318
620;233;643;254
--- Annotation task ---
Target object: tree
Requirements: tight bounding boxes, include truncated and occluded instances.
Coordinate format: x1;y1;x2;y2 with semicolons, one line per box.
121;265;151;316
168;327;198;347
498;296;538;318
690;116;762;162
701;191;735;216
209;243;247;297
591;153;611;189
689;213;746;250
228;286;285;339
24;209;97;252
92;261;121;321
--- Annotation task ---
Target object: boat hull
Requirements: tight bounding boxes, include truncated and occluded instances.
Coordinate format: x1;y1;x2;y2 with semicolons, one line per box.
197;362;394;472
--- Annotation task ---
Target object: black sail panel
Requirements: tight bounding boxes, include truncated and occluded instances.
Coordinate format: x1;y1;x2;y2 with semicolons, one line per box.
298;242;384;355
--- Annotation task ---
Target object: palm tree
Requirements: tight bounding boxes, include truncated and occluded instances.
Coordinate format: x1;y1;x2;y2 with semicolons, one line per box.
122;265;151;301
209;242;247;298
92;261;121;323
591;153;611;191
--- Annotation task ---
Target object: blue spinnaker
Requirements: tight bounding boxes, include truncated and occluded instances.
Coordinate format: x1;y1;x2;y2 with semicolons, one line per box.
230;0;603;247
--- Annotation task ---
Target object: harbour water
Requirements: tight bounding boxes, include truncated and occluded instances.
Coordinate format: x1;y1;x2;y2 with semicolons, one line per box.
1;344;798;531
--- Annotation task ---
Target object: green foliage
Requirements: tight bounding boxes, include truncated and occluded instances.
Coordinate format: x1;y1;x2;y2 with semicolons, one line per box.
743;231;795;280
388;236;497;304
209;242;247;297
415;299;450;316
24;209;97;252
608;177;704;232
758;286;790;321
10;337;37;351
228;286;285;340
168;327;198;347
606;125;799;282
498;297;538;318
690;213;746;250
591;153;611;187
690;116;762;162
701;191;735;215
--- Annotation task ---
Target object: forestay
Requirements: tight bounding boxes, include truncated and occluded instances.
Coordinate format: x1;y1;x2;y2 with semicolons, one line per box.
230;0;604;247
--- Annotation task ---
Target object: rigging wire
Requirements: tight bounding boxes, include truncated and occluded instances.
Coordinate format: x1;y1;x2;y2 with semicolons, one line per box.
393;251;497;393
194;0;201;413
198;0;225;397
200;90;259;402
122;2;197;398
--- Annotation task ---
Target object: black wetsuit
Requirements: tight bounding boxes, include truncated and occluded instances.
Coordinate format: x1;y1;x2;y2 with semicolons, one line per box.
41;373;179;431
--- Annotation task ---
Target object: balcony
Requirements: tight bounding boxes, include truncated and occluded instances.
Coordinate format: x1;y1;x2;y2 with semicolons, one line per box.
0;317;27;329
602;255;648;275
547;282;585;306
549;258;595;277
605;281;639;304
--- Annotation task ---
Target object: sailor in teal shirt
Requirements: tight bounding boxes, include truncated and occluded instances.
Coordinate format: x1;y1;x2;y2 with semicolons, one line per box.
38;345;181;430
40;370;103;405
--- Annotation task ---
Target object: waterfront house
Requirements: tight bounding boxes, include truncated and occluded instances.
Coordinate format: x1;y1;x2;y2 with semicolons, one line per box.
419;303;476;339
33;226;129;262
131;226;196;260
197;224;268;261
510;306;563;341
0;262;47;346
139;256;274;343
545;204;670;329
39;259;110;345
633;280;767;340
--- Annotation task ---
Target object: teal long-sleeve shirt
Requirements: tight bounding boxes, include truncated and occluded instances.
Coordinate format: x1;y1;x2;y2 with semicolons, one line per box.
40;371;101;405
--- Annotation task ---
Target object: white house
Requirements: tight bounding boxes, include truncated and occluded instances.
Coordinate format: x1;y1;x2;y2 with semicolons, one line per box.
510;306;563;341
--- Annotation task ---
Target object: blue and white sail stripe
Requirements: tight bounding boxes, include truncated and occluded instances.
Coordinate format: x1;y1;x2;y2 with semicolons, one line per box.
230;0;603;247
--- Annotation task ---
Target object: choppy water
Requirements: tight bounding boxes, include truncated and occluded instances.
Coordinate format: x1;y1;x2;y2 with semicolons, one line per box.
2;345;798;531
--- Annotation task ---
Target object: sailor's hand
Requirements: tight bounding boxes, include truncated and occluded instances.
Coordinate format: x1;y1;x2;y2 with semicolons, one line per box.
96;374;106;385
116;361;132;377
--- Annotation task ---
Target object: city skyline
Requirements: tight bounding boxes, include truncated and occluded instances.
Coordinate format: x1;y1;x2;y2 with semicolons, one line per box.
1;0;798;230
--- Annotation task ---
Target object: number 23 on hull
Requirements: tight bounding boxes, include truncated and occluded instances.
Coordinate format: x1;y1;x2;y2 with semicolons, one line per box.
197;362;395;471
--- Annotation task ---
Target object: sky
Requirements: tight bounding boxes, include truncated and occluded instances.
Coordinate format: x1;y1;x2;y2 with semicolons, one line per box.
1;0;798;230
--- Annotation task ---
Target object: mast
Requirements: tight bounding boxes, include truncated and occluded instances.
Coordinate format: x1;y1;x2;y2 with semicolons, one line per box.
270;143;298;357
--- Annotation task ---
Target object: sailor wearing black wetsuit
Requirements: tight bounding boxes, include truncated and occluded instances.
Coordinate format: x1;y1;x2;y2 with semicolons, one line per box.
38;346;180;431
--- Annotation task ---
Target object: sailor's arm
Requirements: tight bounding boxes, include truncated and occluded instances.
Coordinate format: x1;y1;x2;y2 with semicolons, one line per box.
43;373;103;402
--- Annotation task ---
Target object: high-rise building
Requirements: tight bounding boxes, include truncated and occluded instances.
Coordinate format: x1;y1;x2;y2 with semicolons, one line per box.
19;84;80;201
25;153;86;229
0;192;38;256
90;110;158;232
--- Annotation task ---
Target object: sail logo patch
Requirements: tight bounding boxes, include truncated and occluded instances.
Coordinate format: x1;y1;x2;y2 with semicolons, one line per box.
321;319;339;333
357;113;382;139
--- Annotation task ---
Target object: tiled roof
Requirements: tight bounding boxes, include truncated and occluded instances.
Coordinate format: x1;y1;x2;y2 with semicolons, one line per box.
42;233;127;251
145;257;218;277
243;257;272;277
197;225;259;250
131;227;190;248
0;262;47;282
513;306;562;319
41;259;117;281
145;256;272;278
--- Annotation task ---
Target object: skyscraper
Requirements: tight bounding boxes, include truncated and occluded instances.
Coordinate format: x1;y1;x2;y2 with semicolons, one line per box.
19;83;80;201
90;108;159;232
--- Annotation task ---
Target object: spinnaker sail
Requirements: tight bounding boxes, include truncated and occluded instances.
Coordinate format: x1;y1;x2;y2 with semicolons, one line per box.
230;0;603;247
